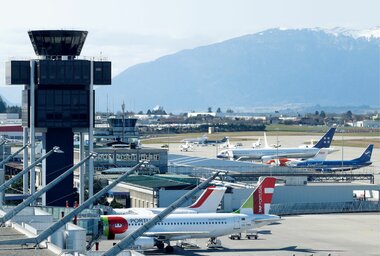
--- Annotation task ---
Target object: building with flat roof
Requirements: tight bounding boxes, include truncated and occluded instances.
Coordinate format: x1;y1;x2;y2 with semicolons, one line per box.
75;146;168;173
103;174;198;208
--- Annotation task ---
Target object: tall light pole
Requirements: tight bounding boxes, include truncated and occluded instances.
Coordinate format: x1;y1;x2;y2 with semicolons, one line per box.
276;128;279;166
341;132;344;170
122;101;125;142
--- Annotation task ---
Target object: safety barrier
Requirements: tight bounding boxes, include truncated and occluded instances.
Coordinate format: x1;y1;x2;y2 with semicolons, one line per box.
270;200;380;215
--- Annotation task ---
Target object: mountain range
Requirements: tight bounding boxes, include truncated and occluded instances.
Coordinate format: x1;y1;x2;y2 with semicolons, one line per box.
92;28;380;112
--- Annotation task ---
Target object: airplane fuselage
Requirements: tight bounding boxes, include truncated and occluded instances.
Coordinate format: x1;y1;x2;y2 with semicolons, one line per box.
291;159;372;171
101;213;253;240
218;147;320;160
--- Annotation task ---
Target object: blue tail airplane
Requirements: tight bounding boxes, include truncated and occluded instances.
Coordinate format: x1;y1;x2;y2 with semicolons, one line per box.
286;144;374;172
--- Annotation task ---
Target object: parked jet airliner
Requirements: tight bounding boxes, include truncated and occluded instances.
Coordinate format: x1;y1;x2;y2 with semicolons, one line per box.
100;177;279;252
182;135;229;146
286;144;374;171
217;128;336;161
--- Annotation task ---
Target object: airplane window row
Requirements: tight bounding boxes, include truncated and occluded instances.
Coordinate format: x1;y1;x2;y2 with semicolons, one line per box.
129;221;227;226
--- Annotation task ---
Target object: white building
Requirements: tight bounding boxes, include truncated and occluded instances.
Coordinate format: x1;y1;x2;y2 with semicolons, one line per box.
354;120;380;128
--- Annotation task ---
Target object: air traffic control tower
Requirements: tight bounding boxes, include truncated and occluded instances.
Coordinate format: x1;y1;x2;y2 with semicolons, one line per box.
6;30;111;206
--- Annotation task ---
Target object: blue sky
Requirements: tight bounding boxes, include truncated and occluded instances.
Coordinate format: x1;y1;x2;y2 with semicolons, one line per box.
1;0;379;104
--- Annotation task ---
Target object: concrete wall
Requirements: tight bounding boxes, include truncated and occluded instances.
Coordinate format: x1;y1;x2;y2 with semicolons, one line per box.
158;189;204;207
157;184;380;212
272;184;380;204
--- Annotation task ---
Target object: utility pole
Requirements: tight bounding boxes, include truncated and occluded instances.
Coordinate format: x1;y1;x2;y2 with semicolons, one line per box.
122;101;125;142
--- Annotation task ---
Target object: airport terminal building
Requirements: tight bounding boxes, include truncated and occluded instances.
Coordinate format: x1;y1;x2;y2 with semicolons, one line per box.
75;146;168;174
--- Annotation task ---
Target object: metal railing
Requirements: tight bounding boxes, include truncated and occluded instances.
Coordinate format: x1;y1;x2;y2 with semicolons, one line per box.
270;200;380;215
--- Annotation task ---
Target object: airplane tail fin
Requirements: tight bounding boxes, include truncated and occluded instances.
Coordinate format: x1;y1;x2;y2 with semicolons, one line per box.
263;133;270;148
252;138;261;148
236;177;276;215
355;144;374;162
188;186;227;213
313;128;336;149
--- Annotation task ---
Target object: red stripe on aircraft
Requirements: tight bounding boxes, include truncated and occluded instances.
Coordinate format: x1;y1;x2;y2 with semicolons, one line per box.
189;186;216;208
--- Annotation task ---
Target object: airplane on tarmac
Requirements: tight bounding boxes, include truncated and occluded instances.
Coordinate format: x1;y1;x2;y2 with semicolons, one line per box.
285;144;374;171
113;186;226;215
179;141;193;152
100;177;279;252
181;135;229;146
217;128;336;162
265;147;332;166
252;137;262;148
181;134;208;144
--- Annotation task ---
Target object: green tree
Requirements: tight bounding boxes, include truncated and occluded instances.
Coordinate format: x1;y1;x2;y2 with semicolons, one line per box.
0;96;6;112
345;110;353;120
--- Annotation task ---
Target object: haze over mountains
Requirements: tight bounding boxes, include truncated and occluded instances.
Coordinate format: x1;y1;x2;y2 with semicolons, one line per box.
96;28;380;113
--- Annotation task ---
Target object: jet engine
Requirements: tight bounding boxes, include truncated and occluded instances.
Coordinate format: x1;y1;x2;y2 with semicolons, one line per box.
132;237;155;249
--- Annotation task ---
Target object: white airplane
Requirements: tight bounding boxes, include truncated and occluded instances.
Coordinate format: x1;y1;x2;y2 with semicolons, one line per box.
252;138;261;148
219;137;233;149
100;177;280;252
217;128;336;162
182;135;229;146
265;147;333;166
113;186;226;215
181;134;208;144
253;133;279;149
179;141;193;152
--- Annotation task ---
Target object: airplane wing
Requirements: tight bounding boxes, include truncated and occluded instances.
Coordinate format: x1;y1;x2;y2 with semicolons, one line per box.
252;215;281;229
253;218;280;223
144;231;210;241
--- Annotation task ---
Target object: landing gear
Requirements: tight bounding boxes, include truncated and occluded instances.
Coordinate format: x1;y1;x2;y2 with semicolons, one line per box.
206;237;222;249
246;234;258;240
155;241;165;249
246;230;258;240
229;233;241;240
165;245;174;253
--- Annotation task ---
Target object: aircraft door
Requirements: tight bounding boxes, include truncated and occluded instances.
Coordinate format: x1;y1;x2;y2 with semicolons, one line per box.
233;216;241;229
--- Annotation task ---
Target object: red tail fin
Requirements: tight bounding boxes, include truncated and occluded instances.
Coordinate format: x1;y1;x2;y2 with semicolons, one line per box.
253;177;276;214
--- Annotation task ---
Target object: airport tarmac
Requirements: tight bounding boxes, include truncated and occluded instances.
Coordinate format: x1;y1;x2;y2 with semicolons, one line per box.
96;213;380;256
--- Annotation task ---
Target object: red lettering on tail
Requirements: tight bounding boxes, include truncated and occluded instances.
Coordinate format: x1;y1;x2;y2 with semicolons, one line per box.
253;177;276;214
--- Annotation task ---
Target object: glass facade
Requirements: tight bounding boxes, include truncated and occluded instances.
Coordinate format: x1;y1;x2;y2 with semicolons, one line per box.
28;30;88;57
35;89;90;128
